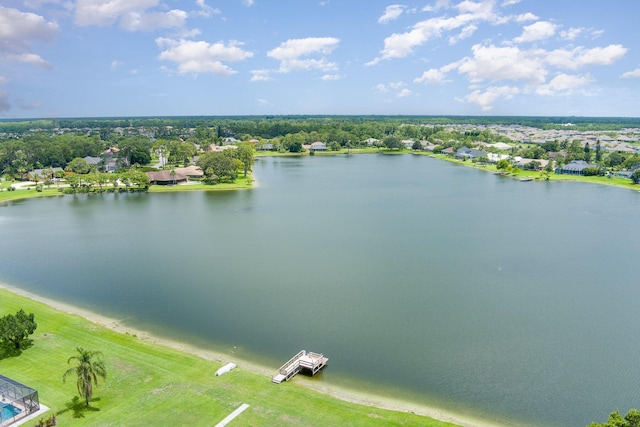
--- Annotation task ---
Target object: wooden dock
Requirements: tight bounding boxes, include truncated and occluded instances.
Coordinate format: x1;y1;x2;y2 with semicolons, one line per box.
272;350;328;384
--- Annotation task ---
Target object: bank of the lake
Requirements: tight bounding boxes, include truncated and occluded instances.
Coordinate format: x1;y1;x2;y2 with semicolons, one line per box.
0;284;481;427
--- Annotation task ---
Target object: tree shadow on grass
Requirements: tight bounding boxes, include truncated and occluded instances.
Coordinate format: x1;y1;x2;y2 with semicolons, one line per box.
0;339;34;360
57;396;101;419
0;342;22;360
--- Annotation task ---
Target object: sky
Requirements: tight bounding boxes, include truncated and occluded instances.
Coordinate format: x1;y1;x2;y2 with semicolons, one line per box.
1;0;640;119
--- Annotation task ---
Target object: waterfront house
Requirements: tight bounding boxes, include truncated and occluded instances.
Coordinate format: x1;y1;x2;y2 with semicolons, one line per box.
310;141;327;151
455;147;487;160
556;160;597;175
146;170;188;185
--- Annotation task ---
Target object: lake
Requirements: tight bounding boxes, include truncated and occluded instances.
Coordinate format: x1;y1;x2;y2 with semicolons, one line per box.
1;154;639;427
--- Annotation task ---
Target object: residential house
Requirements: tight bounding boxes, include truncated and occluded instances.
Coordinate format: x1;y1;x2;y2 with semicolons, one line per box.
455;147;487;160
146;170;188;185
175;165;204;178
364;138;379;146
310;141;327;151
487;153;510;163
257;143;275;151
556;160;597;175
516;158;549;170
28;167;64;180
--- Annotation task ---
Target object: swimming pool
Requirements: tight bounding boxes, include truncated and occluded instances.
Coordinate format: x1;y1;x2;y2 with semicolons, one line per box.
0;403;22;423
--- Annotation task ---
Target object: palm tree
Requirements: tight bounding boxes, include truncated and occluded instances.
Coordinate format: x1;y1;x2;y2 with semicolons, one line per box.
63;347;107;406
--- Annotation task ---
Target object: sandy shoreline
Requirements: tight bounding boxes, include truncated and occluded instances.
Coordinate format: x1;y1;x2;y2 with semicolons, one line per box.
0;281;504;427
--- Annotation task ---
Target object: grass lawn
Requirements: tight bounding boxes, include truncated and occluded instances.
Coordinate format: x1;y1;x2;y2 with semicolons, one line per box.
148;176;254;193
425;153;640;190
0;289;458;427
0;187;63;203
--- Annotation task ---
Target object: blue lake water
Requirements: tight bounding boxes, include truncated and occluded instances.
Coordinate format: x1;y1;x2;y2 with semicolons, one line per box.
1;154;639;426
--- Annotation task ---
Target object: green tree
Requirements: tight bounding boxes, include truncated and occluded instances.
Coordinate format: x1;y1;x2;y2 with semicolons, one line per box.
65;173;82;191
587;409;640;427
235;143;255;177
411;140;423;150
11;150;31;179
383;135;403;150
65;157;91;174
328;141;341;151
0;309;37;349
584;143;592;162
496;159;511;171
630;169;640;184
197;152;238;183
63;347;107;407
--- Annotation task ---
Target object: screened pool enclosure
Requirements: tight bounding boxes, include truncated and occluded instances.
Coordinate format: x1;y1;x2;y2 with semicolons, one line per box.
0;375;39;426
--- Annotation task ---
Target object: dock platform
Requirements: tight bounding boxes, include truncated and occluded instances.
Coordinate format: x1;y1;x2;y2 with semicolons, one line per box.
272;350;328;384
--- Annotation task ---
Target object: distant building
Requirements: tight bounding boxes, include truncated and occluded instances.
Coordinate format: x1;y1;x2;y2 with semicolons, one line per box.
310;141;327;151
455;147;487;160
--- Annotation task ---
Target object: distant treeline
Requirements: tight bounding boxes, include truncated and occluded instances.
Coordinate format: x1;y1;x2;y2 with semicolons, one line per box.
1;115;640;134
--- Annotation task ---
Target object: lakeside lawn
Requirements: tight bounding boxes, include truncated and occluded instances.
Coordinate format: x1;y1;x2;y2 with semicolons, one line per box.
0;176;254;203
0;186;63;203
148;176;254;193
425;153;640;190
0;289;456;427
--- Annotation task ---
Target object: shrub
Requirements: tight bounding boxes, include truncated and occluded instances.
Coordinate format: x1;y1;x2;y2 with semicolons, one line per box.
582;167;603;176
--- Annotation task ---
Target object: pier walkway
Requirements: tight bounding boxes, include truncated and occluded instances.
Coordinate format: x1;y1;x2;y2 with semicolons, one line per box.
272;350;328;384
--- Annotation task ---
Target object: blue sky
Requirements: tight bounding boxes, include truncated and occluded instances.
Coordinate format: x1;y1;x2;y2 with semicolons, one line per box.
1;0;640;118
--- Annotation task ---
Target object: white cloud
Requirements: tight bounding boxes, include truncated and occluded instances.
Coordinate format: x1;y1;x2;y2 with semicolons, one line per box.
374;83;389;93
0;6;59;54
513;21;557;44
368;1;502;64
374;81;410;98
422;0;449;12
535;73;592;96
462;85;520;110
23;0;62;8
243;0;255;7
111;60;123;70
321;74;342;80
120;9;187;31
414;68;450;84
195;0;220;17
621;68;640;79
501;0;521;5
250;69;272;81
75;0;188;31
515;13;538;23
157;38;253;76
378;5;404;24
268;37;340;73
5;53;52;69
457;44;548;84
75;0;158;26
560;27;583;41
449;24;477;44
545;44;627;70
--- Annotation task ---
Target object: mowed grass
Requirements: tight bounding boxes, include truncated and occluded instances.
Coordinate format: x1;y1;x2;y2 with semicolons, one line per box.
148;176;254;193
0;289;457;427
0;187;63;203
